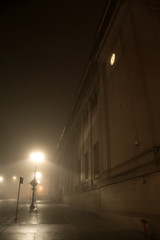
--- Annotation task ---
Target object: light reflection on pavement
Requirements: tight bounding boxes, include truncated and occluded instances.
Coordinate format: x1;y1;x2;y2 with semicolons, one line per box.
0;201;81;240
0;200;153;240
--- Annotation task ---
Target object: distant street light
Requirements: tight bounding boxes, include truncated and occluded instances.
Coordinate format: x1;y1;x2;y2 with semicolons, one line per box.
37;179;40;184
35;172;41;179
13;176;17;180
30;152;44;210
0;176;4;182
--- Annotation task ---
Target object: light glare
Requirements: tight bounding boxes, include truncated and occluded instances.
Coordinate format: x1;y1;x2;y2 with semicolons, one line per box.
30;152;44;162
36;172;41;179
0;176;4;182
37;179;40;184
110;53;116;66
38;186;43;191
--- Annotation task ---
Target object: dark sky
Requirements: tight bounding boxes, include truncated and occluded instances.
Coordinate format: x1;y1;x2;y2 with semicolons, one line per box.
0;0;107;167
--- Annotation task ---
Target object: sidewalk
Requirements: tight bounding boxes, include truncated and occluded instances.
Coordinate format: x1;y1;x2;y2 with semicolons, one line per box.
0;201;156;240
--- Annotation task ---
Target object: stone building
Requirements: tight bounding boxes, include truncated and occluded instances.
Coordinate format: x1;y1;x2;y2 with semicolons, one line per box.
52;0;160;238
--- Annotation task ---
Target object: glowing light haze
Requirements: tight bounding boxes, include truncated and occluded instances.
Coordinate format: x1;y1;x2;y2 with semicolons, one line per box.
30;152;44;163
36;172;41;179
0;176;4;182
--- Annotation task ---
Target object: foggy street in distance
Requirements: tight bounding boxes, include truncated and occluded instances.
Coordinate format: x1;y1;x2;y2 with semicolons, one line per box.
1;0;160;239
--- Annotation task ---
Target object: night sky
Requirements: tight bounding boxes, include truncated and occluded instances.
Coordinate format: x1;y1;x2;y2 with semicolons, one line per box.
0;0;107;169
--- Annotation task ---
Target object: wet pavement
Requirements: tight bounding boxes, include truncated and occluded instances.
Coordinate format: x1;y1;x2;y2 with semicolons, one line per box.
0;200;155;239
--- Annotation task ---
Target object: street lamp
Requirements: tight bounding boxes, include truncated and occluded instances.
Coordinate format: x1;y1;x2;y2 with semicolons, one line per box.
30;152;44;210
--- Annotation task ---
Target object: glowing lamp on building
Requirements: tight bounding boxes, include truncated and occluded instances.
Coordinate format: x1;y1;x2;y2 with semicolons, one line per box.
110;53;116;66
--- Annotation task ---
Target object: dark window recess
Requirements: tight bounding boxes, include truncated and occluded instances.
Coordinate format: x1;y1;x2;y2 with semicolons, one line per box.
76;118;81;134
83;108;88;126
78;159;81;184
90;89;98;112
93;142;99;176
84;152;89;180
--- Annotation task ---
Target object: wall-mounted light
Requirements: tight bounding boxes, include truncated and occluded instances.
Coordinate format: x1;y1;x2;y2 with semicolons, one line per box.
110;53;116;66
134;141;140;147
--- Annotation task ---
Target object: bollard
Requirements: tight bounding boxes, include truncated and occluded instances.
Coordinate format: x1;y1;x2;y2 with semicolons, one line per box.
141;219;148;239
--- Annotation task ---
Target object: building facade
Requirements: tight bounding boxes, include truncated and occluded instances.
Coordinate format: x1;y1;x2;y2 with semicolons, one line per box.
52;0;160;238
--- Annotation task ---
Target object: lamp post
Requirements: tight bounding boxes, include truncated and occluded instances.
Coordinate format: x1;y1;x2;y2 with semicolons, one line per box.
30;152;44;210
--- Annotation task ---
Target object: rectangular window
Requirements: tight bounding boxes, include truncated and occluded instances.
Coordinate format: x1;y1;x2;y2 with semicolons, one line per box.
93;142;99;176
78;158;81;184
83;107;88;126
84;152;89;180
90;88;98;112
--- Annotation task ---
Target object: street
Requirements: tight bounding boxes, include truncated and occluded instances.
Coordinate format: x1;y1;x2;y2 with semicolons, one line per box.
0;200;154;240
